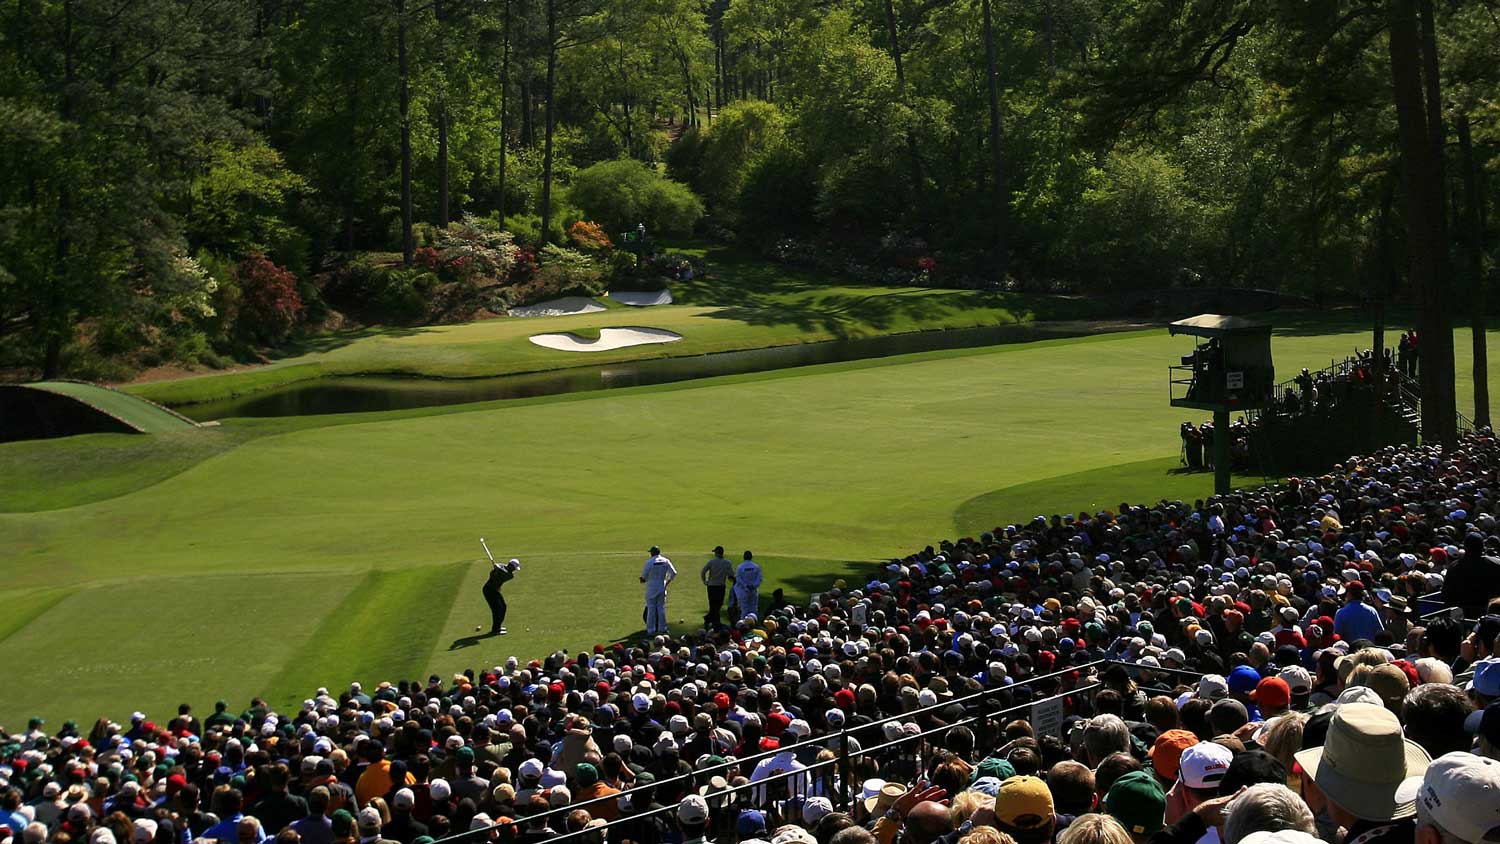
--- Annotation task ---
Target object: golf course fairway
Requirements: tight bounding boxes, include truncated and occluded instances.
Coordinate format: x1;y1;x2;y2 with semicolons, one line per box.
2;318;1495;725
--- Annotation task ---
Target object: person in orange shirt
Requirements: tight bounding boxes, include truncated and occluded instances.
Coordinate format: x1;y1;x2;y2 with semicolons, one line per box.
571;764;620;822
355;743;413;808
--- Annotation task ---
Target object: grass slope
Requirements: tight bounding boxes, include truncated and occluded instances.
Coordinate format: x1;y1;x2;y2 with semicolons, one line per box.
123;245;1106;407
0;428;250;513
3;319;1499;724
955;457;1223;534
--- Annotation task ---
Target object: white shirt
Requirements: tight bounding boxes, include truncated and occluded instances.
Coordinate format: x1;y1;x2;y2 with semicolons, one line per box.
734;560;763;590
748;750;808;801
642;555;677;598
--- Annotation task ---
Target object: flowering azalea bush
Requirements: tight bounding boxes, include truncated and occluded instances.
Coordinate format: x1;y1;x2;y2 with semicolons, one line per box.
235;252;303;342
509;247;538;284
436;214;519;281
568;220;613;251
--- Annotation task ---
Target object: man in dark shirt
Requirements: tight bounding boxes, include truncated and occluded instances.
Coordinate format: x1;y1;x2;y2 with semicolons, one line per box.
483;558;520;635
252;764;309;835
381;790;428;844
289;788;334;844
1443;535;1500;619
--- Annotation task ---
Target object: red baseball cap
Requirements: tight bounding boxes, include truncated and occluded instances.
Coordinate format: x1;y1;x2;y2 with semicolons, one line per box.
1251;677;1291;709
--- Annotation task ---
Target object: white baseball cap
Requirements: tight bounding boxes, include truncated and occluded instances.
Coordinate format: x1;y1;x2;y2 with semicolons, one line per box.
1238;832;1324;844
1278;666;1313;695
1198;674;1229;700
802;796;834;826
1179;742;1233;789
1416;752;1500;844
678;794;710;826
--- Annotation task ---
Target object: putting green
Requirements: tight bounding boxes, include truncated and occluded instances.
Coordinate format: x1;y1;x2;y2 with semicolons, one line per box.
121;245;1103;408
2;318;1496;725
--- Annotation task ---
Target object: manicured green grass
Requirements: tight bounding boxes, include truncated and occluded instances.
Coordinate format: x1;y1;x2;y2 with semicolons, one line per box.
955;457;1225;535
4;317;1499;725
123;245;1107;407
267;563;469;712
0;428;250;513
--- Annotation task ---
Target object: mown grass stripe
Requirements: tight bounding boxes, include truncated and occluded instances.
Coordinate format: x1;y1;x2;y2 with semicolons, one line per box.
0;587;75;646
265;562;468;711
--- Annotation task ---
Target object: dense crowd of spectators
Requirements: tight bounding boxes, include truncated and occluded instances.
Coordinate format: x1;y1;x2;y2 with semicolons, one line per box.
7;433;1500;844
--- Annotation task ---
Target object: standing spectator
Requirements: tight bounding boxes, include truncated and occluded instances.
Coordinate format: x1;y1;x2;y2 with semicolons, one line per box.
701;547;734;628
1104;771;1166;843
381;790;427;844
290;788;334;844
1442;537;1500;620
1414;753;1500;844
733;552;763;622
1333;583;1383;644
251;764;309;835
1293;704;1430;844
641;546;677;636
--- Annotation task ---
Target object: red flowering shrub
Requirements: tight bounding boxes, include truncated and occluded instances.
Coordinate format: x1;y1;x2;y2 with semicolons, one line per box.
415;246;443;272
510;247;538;284
234;252;304;342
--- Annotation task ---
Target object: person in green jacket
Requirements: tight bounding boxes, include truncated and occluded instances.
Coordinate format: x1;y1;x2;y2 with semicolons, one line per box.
483;558;520;635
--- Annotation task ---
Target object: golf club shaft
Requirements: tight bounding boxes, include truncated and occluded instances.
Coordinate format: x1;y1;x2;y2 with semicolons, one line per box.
480;537;495;563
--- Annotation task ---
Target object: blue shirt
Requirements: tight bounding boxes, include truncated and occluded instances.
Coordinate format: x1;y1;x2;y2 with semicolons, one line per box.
202;813;244;842
1334;600;1384;642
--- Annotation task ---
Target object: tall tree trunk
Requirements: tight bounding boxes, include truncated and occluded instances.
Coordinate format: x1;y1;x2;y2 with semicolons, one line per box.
1387;0;1455;444
981;0;1009;279
520;78;533;147
435;0;449;228
497;0;511;220
713;25;723;111
881;0;926;206
1042;0;1055;74
45;0;76;379
1459;113;1489;428
538;0;557;245
1374;176;1395;374
397;0;414;266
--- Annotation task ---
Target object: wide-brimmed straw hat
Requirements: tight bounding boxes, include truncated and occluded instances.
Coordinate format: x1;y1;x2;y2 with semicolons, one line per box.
1293;703;1429;821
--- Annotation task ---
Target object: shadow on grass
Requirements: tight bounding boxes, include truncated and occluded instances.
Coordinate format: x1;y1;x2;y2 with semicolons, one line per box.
1266;309;1417;338
447;629;505;651
954;456;1220;535
272;325;438;360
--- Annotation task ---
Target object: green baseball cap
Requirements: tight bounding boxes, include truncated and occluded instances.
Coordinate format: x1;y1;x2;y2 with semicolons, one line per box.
972;756;1017;783
1105;770;1166;836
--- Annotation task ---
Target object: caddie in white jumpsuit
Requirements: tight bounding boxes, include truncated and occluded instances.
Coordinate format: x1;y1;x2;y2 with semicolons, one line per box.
640;545;677;635
733;550;763;621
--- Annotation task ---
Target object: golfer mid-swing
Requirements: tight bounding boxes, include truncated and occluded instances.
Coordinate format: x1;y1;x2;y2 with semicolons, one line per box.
483;557;520;635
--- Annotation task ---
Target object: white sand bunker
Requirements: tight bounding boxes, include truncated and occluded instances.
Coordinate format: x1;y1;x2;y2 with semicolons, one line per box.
508;296;607;317
529;327;683;352
608;290;674;307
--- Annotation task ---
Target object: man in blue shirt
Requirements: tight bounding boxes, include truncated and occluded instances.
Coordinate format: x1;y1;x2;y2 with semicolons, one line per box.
1333;581;1384;643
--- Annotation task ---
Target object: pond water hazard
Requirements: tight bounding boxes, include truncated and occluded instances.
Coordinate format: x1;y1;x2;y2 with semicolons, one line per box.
173;322;1125;421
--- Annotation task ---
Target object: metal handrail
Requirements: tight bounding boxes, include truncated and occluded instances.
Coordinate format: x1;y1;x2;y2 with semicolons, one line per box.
436;629;1474;844
437;660;1110;844
444;679;1105;844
